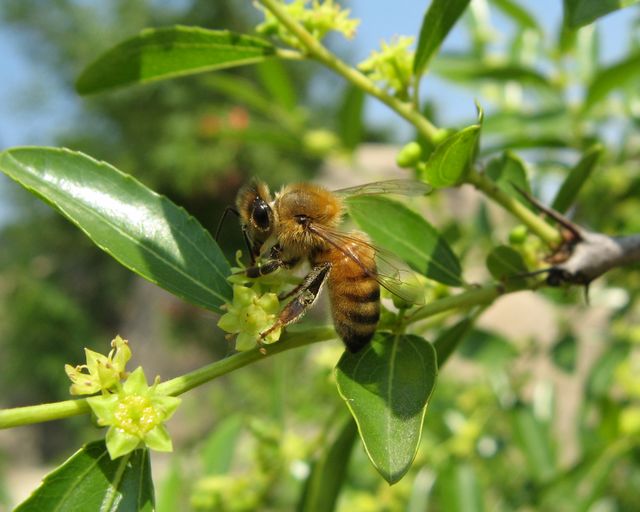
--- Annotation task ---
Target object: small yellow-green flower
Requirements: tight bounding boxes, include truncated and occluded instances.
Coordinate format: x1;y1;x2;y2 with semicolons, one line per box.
358;36;415;98
65;335;132;395
218;284;282;351
87;367;181;459
256;0;359;50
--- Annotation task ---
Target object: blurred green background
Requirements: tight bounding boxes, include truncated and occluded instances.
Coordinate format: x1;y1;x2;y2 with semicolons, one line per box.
2;1;640;510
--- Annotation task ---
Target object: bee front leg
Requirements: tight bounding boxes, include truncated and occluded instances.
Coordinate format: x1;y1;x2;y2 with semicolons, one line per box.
260;263;331;340
245;258;283;278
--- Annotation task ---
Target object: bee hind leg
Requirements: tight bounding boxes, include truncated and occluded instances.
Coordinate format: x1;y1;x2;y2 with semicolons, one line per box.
260;263;331;340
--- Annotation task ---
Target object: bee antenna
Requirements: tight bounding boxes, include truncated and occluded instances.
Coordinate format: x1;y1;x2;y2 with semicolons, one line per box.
215;206;240;242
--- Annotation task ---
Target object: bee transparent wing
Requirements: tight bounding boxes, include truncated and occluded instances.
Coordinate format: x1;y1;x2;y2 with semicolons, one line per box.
333;179;432;198
308;224;427;306
373;246;428;306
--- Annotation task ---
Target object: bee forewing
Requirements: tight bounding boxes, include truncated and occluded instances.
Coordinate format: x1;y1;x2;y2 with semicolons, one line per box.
333;179;432;198
375;252;428;306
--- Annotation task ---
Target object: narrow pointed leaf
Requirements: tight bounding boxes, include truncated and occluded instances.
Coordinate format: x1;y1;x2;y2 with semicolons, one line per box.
432;55;555;90
0;147;232;312
563;0;640;28
16;441;154;511
551;332;578;373
510;403;557;482
459;329;518;366
156;460;183;512
338;84;365;151
551;144;602;213
486;151;531;198
202;415;243;475
346;195;462;286
257;59;297;111
486;245;528;285
434;317;474;366
583;53;640;111
438;462;485;512
414;0;472;76
298;416;357;512
76;26;277;94
335;333;437;484
421;122;481;188
490;0;540;31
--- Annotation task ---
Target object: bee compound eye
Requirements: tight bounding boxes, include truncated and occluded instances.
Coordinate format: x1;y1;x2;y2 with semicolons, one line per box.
251;199;272;231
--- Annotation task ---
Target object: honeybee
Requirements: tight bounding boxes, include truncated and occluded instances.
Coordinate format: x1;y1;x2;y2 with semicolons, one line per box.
234;179;429;352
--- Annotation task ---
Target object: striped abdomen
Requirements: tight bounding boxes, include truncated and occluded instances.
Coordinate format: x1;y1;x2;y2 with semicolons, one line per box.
320;239;380;353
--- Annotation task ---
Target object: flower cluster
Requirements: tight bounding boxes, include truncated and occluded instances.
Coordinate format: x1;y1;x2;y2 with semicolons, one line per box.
65;336;180;459
218;284;282;351
256;0;359;50
65;335;131;395
87;368;181;459
358;36;415;99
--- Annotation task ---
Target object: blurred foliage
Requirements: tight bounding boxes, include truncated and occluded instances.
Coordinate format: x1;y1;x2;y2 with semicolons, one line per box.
3;0;640;510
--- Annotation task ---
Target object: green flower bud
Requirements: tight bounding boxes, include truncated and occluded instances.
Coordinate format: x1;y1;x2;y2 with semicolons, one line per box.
303;129;340;156
396;142;422;168
508;225;528;245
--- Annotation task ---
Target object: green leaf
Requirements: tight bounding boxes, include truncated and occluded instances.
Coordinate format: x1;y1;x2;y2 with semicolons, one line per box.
156;460;183;512
202;415;243;475
510;403;556;483
433;317;474;367
459;329;518;366
486;245;528;283
76;26;277;94
432;55;555;90
586;343;630;398
414;0;472;77
16;441;154;511
346;195;462;286
551;144;602;213
563;0;640;28
256;59;297;111
480;136;572;155
551;333;578;373
490;0;540;31
421;121;482;188
298;416;357;512
483;109;570;139
437;462;485;512
338;84;365;151
540;446;623;510
335;333;437;484
486;151;531;200
0;147;232;312
583;53;640;111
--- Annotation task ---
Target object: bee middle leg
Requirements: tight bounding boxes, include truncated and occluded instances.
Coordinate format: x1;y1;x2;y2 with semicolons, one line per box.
260;263;331;340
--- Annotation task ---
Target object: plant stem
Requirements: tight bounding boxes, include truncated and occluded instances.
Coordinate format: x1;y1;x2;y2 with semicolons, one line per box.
157;326;335;395
0;399;91;429
0;326;335;429
466;169;562;246
0;280;541;429
407;283;505;325
258;0;445;144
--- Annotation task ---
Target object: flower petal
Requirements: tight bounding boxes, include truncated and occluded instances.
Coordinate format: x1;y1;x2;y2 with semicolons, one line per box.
106;427;142;459
144;424;173;452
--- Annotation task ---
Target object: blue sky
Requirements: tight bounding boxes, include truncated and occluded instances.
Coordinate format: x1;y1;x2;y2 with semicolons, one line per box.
0;0;637;221
0;1;635;148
